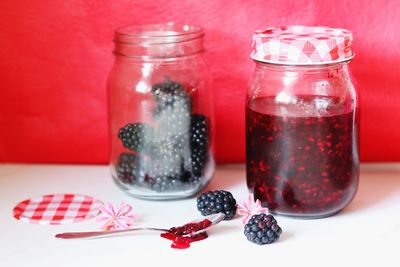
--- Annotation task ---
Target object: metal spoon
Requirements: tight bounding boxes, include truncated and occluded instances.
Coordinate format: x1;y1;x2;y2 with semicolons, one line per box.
55;213;226;240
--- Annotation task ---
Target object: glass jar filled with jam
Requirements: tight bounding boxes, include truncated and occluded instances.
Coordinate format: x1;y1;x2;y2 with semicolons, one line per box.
107;23;215;200
246;26;359;218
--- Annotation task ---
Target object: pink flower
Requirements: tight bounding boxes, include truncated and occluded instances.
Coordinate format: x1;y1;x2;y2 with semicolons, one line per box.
237;193;269;224
96;202;140;231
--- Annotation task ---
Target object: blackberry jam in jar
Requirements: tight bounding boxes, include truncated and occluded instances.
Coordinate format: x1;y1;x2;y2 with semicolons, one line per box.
246;26;359;218
107;23;215;200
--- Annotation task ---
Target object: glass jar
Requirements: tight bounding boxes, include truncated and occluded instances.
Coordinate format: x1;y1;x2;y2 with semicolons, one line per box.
246;26;359;218
107;23;215;200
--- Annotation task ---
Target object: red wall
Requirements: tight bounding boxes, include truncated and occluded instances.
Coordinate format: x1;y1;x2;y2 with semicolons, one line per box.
1;0;400;163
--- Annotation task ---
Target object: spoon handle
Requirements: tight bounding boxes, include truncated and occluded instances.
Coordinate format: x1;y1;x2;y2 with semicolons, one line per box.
55;227;169;240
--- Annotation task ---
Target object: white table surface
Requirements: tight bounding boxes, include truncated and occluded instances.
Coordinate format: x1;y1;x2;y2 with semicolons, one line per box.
0;163;399;267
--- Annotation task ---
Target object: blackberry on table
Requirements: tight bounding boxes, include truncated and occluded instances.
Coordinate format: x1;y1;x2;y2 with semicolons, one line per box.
197;190;237;220
118;123;153;154
244;213;282;245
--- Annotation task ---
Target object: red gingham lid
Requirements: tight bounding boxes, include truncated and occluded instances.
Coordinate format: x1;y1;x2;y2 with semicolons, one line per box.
251;25;353;65
13;194;102;225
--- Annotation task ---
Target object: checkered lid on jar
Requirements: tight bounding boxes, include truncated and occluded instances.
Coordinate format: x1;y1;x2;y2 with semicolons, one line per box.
251;26;353;65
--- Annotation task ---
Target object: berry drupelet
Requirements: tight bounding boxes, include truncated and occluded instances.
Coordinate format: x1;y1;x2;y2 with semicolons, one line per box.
244;213;282;245
197;190;237;220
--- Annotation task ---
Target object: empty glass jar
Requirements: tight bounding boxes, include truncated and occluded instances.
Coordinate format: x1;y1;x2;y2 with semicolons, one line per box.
246;26;359;218
107;23;215;200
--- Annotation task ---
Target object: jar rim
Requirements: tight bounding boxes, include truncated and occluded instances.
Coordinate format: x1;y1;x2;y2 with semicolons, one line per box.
114;22;204;45
251;54;354;66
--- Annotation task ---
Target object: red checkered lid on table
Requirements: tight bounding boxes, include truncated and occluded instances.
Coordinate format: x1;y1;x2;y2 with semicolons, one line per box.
251;25;353;65
13;194;102;225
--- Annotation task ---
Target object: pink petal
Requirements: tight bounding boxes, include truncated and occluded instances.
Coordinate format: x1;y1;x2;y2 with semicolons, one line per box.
118;216;134;223
248;194;254;206
254;199;269;214
98;202;116;217
108;203;118;217
237;200;251;215
116;220;130;228
114;219;132;230
237;193;269;224
96;202;140;231
116;202;132;216
254;199;262;208
97;205;111;216
238;210;250;216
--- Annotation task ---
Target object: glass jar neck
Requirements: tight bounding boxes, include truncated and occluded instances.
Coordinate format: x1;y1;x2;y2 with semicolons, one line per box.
113;23;204;59
253;60;351;75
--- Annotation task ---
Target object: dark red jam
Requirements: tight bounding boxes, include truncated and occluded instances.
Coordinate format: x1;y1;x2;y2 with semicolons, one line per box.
160;232;208;249
246;96;359;218
160;219;212;249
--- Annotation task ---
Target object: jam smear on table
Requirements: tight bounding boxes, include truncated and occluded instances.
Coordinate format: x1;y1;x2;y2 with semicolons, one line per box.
160;219;212;249
246;96;359;218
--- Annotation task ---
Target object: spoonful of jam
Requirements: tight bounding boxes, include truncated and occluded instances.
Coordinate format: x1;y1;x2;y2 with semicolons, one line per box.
55;213;226;242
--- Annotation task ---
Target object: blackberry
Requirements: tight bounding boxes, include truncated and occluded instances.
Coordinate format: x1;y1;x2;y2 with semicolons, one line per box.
191;114;210;149
118;123;153;154
244;214;282;245
146;136;198;192
150;167;195;192
197;190;237;220
151;176;183;192
191;147;207;178
190;114;210;177
151;78;192;139
115;153;148;184
154;96;191;139
148;137;186;178
151;78;186;107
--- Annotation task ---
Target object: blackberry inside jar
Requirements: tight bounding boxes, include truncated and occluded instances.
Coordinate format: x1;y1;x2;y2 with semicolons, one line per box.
115;78;212;193
107;23;214;199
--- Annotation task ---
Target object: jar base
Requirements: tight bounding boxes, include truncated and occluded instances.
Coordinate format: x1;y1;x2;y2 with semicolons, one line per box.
112;176;211;200
111;156;215;200
269;208;345;219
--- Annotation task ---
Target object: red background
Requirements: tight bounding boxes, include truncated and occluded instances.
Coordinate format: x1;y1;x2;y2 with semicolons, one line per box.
1;0;399;164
